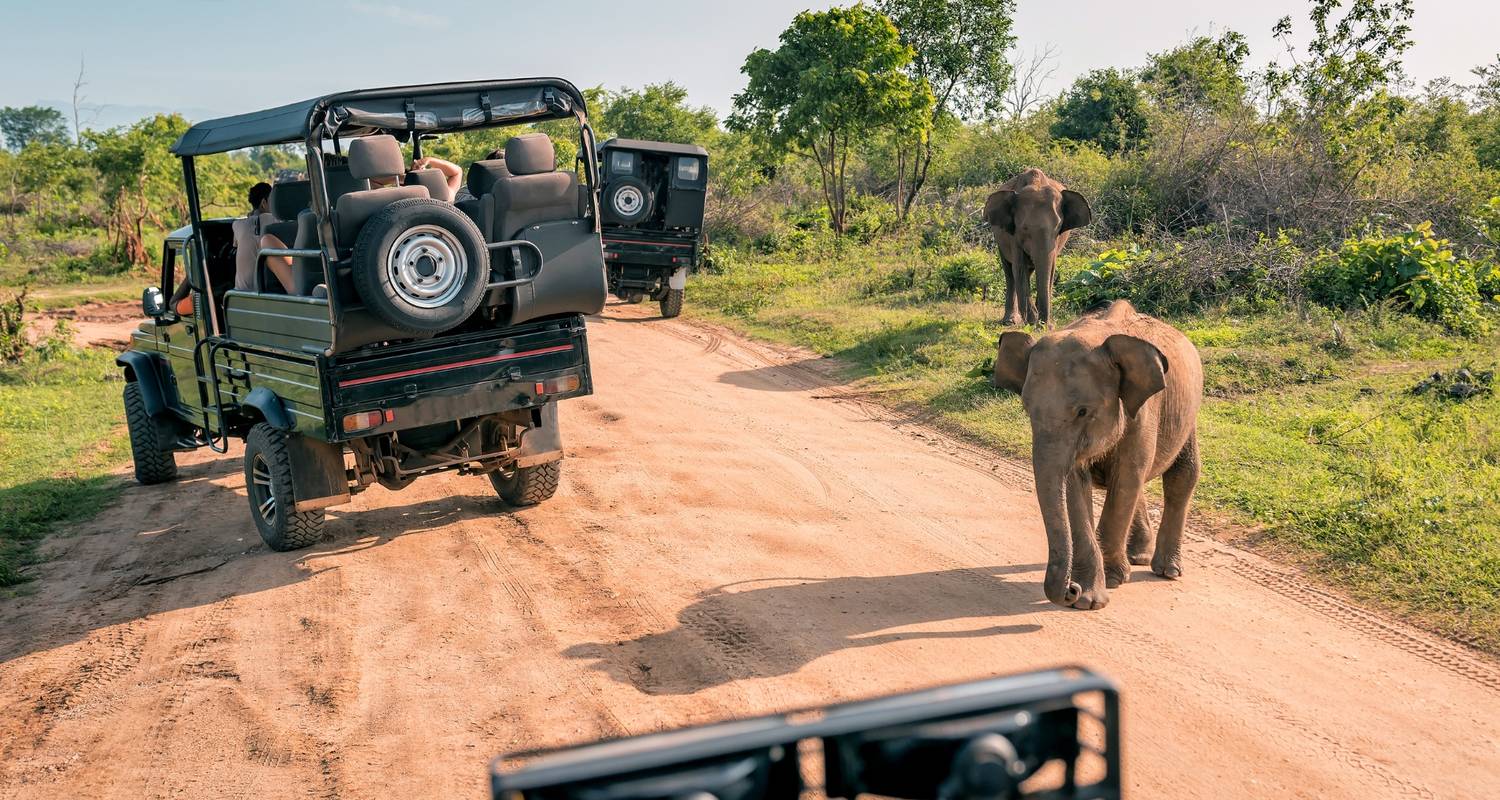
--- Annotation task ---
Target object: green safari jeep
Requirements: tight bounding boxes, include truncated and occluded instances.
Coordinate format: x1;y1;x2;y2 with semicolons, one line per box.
119;78;608;551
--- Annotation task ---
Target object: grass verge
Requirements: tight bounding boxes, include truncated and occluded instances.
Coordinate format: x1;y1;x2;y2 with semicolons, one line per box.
691;245;1500;652
0;347;130;588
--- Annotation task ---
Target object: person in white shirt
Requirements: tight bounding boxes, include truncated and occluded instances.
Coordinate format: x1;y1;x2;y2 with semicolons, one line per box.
230;182;289;292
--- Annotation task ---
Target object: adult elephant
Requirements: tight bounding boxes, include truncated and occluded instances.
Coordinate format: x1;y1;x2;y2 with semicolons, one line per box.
983;169;1092;327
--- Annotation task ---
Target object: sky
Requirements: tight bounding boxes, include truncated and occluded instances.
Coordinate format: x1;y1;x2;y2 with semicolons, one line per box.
0;0;1495;129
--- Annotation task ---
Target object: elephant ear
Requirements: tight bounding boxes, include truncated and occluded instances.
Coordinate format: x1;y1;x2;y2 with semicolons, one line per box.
992;331;1035;393
984;190;1017;234
1059;189;1092;233
1104;334;1168;417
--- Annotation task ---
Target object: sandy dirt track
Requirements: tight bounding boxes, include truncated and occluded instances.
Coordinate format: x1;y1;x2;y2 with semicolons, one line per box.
2;302;1498;799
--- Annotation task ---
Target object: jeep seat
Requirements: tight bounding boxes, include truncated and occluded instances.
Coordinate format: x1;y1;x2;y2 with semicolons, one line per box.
479;134;579;241
404;168;453;203
334;135;429;245
260;179;310;245
462;158;508;236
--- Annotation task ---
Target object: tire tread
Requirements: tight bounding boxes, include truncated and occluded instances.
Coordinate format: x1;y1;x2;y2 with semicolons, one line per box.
124;382;177;485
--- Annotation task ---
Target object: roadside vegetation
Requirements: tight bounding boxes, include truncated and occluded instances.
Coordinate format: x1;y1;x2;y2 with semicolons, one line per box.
1;0;1497;644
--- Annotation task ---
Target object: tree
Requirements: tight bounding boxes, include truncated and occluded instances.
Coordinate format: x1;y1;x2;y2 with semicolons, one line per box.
1141;32;1250;114
87;114;190;265
602;83;718;145
0;106;70;152
876;0;1015;218
1050;69;1149;155
1005;44;1058;119
729;6;932;235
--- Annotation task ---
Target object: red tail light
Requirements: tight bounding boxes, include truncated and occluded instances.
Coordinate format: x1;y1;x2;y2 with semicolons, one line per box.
342;409;391;433
534;375;581;395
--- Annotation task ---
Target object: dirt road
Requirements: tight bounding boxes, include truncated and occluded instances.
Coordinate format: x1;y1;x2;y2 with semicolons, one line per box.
2;303;1497;799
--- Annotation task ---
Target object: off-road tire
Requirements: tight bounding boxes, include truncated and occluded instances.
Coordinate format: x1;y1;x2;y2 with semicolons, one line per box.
604;177;653;226
660;287;684;318
351;198;489;334
124;381;177;485
489;460;561;506
243;423;324;551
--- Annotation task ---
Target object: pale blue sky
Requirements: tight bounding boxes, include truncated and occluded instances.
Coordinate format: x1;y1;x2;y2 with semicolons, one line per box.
0;0;1494;128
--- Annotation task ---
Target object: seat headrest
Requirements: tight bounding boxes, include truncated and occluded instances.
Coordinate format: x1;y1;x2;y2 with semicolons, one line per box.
505;134;555;176
404;168;453;203
347;135;406;181
467;158;511;197
269;180;311;221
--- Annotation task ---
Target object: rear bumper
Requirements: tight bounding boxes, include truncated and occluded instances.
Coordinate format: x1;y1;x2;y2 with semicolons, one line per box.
325;316;592;442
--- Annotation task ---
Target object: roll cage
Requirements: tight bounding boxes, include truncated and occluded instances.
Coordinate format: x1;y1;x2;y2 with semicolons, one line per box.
169;77;602;335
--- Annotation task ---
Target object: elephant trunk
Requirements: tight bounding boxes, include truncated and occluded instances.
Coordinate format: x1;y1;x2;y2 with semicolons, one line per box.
1032;446;1081;607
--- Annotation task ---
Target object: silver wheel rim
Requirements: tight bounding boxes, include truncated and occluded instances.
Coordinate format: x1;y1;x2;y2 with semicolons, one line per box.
612;185;644;217
386;224;468;309
250;454;276;524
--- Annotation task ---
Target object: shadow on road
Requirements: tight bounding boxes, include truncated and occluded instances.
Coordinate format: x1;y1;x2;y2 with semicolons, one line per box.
565;564;1047;695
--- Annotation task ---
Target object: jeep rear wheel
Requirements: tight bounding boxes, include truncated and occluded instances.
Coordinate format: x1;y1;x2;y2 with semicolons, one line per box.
124;382;177;485
489;460;561;506
243;423;324;551
351;198;489;334
660;287;684;318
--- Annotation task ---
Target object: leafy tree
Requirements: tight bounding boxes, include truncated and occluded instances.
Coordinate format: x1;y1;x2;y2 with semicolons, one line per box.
1050;69;1149;155
602;82;718;145
0;106;70;152
730;5;933;235
87;114;191;265
875;0;1015;217
1141;32;1250;114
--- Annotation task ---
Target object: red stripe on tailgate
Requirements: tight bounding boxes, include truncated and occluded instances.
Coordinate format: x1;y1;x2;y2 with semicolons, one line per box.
603;237;695;248
337;344;575;388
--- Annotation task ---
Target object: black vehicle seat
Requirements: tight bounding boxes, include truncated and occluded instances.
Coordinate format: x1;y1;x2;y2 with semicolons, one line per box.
287;209;323;296
464;158;510;238
259;179;310;245
481;134;578;241
323;162;370;205
404;168;453;203
334;135;429;245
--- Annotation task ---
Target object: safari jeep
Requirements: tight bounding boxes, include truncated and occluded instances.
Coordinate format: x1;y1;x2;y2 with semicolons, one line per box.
596;138;708;318
118;78;607;551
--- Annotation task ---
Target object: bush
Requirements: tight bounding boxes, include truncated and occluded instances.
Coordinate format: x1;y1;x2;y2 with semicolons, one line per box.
922;252;1001;300
1307;223;1493;335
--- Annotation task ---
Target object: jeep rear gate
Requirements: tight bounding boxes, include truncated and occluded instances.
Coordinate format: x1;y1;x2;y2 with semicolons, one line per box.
326;315;591;441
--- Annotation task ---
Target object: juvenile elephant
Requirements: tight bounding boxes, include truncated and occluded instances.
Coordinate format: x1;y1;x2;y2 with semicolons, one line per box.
993;300;1203;610
983;169;1092;327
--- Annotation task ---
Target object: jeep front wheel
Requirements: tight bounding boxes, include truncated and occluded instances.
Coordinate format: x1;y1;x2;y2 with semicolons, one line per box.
243;423;324;551
124;381;177;484
660;287;684;318
489;460;561;506
351;198;489;334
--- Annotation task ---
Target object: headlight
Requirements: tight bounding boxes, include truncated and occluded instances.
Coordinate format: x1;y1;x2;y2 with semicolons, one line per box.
676;157;701;182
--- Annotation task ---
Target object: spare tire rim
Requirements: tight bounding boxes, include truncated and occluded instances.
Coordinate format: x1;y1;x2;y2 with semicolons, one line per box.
250;453;276;524
387;224;468;309
612;185;644;217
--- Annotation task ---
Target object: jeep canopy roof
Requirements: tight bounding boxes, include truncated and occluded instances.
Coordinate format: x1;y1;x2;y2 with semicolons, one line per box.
599;138;708;158
171;78;590;157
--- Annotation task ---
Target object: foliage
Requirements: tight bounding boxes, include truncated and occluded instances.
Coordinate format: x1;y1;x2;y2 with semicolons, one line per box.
0;106;70;151
729;5;934;235
602;82;719;145
0;288;27;363
1308;222;1494;335
1050;69;1149;155
922;251;1000;299
875;0;1016;216
1141;33;1250;114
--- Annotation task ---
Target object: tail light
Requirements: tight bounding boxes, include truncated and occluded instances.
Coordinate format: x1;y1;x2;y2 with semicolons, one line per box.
534;375;581;396
342;408;393;433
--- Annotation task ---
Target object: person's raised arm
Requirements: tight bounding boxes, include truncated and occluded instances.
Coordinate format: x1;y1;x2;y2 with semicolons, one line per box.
413;156;462;197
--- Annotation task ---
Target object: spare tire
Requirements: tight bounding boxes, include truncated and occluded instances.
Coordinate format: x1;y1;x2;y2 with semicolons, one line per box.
604;177;653;226
351;198;489;334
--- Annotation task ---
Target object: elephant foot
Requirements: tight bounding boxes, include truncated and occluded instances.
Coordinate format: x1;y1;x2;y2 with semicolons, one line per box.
1128;552;1153;566
1105;560;1131;589
1001;313;1024;327
1070;585;1110;610
1152;554;1183;580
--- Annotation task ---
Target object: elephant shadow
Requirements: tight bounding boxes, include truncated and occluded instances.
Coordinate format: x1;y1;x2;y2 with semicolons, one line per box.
564;564;1047;696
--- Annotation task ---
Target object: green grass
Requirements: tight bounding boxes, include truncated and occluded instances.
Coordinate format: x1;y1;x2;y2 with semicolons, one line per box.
0;348;130;588
691;244;1500;651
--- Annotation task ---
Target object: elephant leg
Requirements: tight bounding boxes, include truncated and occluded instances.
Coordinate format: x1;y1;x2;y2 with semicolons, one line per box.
1154;433;1200;580
1097;473;1145;589
1066;466;1108;609
1127;499;1154;566
1022;264;1039;325
1035;261;1054;327
1000;252;1022;326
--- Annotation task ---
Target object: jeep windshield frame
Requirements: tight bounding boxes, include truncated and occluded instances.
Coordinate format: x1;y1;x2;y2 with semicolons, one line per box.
171;78;600;334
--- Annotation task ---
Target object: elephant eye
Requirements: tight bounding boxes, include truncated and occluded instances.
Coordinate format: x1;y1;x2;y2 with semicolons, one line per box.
1076;407;1088;419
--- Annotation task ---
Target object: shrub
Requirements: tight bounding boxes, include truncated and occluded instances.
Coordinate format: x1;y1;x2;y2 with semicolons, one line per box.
922;252;1001;300
1307;223;1492;335
0;289;27;364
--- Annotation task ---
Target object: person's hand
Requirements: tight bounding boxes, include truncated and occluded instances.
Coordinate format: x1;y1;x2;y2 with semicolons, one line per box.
411;157;432;171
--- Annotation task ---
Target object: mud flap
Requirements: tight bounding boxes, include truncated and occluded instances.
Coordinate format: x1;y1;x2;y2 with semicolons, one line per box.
668;267;688;290
285;434;351;511
513;401;563;468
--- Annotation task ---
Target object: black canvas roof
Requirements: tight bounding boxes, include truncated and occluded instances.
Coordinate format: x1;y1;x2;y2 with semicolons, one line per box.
172;78;589;157
600;138;708;158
